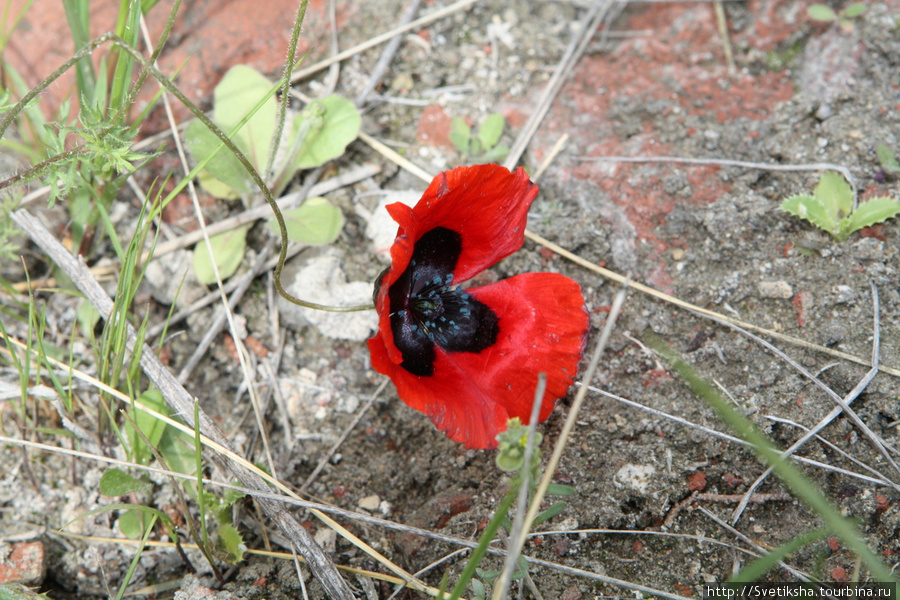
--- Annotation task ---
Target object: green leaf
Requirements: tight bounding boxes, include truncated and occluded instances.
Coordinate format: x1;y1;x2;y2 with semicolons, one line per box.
842;2;866;17
843;196;900;235
293;95;361;170
76;298;101;339
807;4;837;21
781;194;836;235
218;522;246;563
531;500;567;527
481;144;509;163
813;171;853;222
184;119;255;197
157;427;197;476
449;116;471;154
546;483;577;496
876;144;900;173
477;113;505;151
0;583;53;600
117;508;148;539
196;165;242;201
129;389;169;460
267;196;344;245
213;65;277;171
100;468;151;497
192;225;251;285
469;579;485;600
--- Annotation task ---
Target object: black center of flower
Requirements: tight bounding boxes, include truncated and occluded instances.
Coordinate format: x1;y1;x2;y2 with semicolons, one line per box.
384;227;499;377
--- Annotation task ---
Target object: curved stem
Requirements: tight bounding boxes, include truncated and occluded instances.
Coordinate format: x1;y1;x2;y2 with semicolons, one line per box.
0;30;373;313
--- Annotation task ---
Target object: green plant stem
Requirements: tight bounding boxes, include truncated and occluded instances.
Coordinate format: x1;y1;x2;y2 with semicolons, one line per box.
448;482;520;600
0;31;372;313
266;0;308;182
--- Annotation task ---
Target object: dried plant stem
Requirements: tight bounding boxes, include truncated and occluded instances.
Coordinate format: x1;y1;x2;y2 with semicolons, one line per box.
10;209;357;600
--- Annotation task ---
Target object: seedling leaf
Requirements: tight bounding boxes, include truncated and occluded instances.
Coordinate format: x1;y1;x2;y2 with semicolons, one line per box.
117;508;147;539
449;116;471;154
266;196;344;245
293;95;361;170
813;171;853;222
100;467;151;497
781;194;836;234
192;225;251;285
218;522;247;563
546;483;577;496
531;500;567;527
807;5;837;21
477;113;504;150
842;2;866;17
844;196;900;233
876;143;900;173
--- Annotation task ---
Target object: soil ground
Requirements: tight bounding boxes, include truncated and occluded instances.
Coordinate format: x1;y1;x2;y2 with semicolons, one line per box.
2;0;900;598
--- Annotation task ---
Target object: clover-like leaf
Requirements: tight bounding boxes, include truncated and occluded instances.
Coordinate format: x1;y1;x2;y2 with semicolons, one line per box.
192;224;251;285
266;196;344;245
293;95;361;170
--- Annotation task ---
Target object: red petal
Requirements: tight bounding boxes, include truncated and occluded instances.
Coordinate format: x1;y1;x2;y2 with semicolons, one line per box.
369;273;588;449
384;164;537;286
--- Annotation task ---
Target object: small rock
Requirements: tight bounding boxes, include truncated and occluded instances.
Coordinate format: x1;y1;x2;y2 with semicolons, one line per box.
614;464;656;494
358;494;381;511
278;251;377;341
0;541;46;585
758;280;793;299
142;249;205;307
313;528;337;553
833;285;855;304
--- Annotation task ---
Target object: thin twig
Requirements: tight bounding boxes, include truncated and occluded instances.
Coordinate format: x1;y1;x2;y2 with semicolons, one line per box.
290;0;479;83
504;0;621;169
10;209;357;600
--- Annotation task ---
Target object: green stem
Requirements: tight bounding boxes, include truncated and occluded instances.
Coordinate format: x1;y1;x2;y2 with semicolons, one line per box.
448;479;520;600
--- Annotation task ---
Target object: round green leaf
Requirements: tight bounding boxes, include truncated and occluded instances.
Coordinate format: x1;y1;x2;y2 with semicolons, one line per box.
184;119;255;197
807;5;837;21
100;467;151;497
214;65;277;171
842;3;866;17
192;225;251;285
294;95;361;169
266;196;344;245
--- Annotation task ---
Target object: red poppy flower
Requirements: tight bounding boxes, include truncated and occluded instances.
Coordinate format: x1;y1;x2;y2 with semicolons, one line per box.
367;164;589;449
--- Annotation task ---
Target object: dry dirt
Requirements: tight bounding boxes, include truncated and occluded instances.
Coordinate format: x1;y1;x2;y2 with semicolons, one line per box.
2;0;900;598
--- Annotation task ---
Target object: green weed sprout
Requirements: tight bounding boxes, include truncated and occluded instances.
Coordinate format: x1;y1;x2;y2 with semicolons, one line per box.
450;113;509;163
875;143;900;177
807;2;866;30
780;171;900;242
